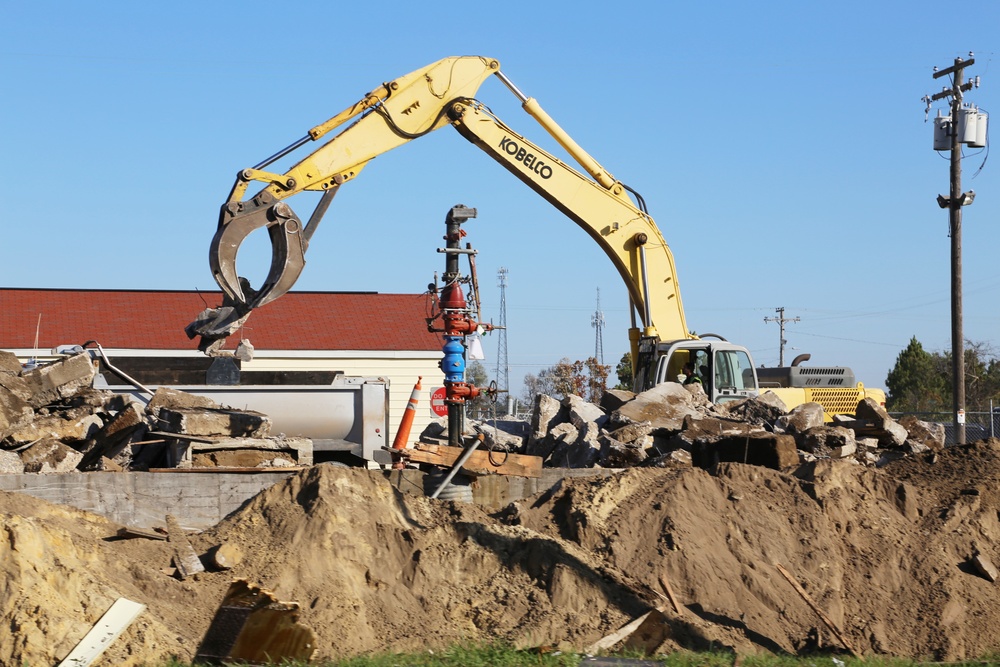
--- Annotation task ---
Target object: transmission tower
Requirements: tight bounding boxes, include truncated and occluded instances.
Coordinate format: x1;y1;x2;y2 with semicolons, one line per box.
591;287;605;365
495;267;510;415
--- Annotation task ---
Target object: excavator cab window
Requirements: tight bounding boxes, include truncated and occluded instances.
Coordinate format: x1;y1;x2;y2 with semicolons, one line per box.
714;349;755;393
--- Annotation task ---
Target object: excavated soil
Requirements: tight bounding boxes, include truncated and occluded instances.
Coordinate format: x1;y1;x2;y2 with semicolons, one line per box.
4;440;1000;665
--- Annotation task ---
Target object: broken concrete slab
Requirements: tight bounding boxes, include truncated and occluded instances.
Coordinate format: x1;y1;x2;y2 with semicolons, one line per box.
611;382;699;432
165;435;312;468
599;388;635;413
0;385;34;441
722;392;788;426
599;433;648;468
526;422;577;461
0;449;24;474
529;394;566;447
563;394;608;430
798;425;857;456
0;350;22;375
18;352;97;408
6;407;102;445
779;402;826;435
156;407;271;438
146;387;221;416
78;402;147;470
899;414;946;451
692;433;799;470
21;437;84;473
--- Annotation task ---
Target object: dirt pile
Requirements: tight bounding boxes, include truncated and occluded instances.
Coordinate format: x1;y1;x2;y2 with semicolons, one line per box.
4;441;1000;665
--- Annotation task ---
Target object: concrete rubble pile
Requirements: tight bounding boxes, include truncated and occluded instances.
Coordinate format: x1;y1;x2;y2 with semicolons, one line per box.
443;382;946;472
0;350;311;474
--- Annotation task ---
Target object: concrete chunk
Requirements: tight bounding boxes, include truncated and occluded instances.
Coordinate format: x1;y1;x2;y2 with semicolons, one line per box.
0;449;24;474
529;394;566;446
780;402;826;435
0;350;22;375
973;552;999;583
156;407;271;438
0;385;34;440
19;352;97;407
146;387;221;416
20;437;84;473
6;407;102;445
612;382;698;432
563;394;608;429
692;432;799;470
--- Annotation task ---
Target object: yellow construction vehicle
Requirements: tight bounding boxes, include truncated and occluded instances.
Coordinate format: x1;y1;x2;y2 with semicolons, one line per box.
197;55;883;417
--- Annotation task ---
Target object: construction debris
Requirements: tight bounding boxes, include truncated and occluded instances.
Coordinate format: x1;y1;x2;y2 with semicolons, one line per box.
425;385;949;473
0;352;313;472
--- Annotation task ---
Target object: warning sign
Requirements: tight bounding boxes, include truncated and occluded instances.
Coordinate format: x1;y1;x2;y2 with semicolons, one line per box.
430;387;448;417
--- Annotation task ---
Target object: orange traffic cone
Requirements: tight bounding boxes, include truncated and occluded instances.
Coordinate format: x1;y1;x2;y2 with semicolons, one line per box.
392;377;422;468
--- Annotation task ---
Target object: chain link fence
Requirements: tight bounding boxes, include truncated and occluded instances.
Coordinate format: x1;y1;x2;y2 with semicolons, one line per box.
890;409;1000;445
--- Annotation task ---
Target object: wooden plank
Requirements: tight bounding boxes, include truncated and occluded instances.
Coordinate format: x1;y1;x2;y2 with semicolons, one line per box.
166;514;205;579
775;562;859;658
57;597;145;667
402;443;542;478
117;526;167;541
658;573;684;616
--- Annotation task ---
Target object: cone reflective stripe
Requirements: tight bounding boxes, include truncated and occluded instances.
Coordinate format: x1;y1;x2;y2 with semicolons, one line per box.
392;376;422;451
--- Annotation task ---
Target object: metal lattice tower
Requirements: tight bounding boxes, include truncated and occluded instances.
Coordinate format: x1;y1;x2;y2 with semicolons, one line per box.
591;287;605;365
495;267;510;412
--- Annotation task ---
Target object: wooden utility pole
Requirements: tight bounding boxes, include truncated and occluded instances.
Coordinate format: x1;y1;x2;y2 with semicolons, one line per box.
764;307;800;367
929;55;978;445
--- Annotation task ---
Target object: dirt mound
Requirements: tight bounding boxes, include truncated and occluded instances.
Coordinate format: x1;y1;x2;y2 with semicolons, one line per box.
4;444;1000;665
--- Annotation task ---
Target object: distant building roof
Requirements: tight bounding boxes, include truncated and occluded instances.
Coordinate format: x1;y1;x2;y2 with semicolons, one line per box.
0;288;442;352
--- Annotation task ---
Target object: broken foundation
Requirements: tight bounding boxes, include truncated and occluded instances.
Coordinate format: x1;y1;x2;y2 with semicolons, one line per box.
0;467;616;530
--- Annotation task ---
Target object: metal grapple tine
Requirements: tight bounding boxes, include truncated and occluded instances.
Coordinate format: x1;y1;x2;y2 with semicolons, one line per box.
209;194;307;308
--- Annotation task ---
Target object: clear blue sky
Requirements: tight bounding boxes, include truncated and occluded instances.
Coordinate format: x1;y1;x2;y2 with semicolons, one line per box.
4;2;999;401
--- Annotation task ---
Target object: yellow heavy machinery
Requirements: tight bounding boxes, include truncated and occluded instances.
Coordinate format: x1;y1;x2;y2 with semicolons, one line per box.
197;56;883;417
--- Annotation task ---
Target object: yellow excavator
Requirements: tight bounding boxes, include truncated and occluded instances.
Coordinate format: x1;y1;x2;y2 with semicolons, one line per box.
195;55;883;417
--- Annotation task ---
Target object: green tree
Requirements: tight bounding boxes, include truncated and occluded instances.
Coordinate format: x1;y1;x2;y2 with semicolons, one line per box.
885;337;948;412
614;351;633;390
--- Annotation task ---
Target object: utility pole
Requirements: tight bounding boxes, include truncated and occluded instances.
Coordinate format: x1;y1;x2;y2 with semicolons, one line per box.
764;307;799;367
925;54;982;445
591;287;605;365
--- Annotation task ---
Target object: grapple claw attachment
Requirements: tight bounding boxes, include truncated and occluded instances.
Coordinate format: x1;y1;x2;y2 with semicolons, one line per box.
209;194;307;309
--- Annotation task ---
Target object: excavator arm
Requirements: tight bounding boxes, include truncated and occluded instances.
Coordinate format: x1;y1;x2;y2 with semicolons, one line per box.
206;56;692;357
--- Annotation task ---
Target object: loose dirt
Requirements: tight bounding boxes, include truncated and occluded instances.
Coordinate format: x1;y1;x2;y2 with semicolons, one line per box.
4;440;1000;666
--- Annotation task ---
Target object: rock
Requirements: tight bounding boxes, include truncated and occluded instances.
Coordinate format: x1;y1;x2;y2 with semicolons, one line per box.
20;437;84;473
526;422;577;461
600;389;634;413
612;382;700;432
0;350;22;375
0;385;34;441
548;422;600;468
156;407;271;438
899;415;946;451
798;425;856;456
972;552;999;583
606;421;654;445
18;352;97;408
0;449;24;473
692;433;799;470
562;394;608;429
779;402;826;435
146;387;221;416
5;407;103;445
529;394;566;446
599;433;648;468
720;392;787;425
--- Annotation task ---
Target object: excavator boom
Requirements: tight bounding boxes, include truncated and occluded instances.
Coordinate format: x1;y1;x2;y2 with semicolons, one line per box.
207;56;690;353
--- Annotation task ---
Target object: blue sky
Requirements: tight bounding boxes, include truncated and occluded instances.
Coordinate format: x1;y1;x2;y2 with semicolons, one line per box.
3;2;998;401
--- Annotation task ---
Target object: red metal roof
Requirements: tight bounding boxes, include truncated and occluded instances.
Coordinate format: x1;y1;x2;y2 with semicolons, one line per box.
0;289;443;352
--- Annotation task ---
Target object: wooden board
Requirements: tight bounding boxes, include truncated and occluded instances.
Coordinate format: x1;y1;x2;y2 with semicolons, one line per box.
57;598;145;667
401;443;542;478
